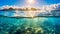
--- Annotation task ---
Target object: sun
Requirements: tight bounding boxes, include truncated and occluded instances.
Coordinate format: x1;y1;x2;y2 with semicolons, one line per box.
27;0;35;4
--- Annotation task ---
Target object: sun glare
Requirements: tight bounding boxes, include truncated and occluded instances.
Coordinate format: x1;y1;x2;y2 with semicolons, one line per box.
27;0;35;4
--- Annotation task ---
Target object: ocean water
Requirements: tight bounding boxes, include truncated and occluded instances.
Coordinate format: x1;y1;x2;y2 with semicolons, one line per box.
0;11;60;34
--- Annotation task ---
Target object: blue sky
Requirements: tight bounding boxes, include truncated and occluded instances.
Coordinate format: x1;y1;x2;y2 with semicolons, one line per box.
0;0;60;6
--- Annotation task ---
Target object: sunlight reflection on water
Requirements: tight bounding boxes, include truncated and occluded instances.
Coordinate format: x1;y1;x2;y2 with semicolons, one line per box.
0;11;60;34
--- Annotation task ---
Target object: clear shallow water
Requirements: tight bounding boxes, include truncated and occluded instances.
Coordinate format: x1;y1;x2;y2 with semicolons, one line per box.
0;16;60;34
0;11;60;34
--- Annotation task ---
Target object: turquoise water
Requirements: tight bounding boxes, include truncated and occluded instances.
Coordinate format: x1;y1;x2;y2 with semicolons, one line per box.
0;16;59;34
0;11;60;34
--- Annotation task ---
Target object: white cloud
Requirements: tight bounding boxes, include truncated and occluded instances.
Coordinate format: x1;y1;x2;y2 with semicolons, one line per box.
37;3;60;16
